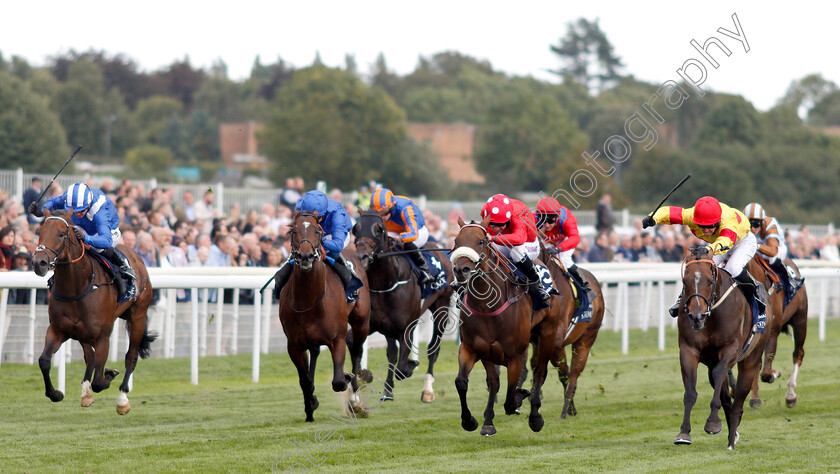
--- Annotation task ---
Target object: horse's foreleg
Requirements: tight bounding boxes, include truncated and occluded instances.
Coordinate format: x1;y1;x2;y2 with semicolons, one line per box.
704;357;730;435
330;338;348;393
80;342;95;407
480;360;500;437
787;308;808;408
503;352;524;416
455;344;479;432
528;328;556;433
422;304;449;403
728;358;757;449
760;326;781;383
347;312;369;379
379;337;398;401
90;335;115;393
395;324;418;381
676;349;699;444
563;337;595;418
288;346;317;422
39;325;67;402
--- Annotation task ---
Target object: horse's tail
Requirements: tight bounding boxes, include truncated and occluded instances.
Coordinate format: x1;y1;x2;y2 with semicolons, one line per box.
780;321;792;336
127;317;159;359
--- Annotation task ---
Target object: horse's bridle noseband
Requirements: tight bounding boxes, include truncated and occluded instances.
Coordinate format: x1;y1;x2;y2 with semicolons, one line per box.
289;212;323;264
32;216;85;269
682;258;719;319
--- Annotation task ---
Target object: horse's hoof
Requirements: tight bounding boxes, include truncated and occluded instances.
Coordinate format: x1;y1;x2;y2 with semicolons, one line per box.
380;391;394;402
421;391;435;403
312;395;319;412
332;380;348;392
305;414;315;423
104;368;120;381
529;414;545;432
116;402;131;415
786;397;798;408
358;369;373;384
727;431;740;450
49;391;64;403
674;433;692;445
749;398;762;409
568;404;578;417
704;420;722;435
408;359;420;370
480;425;497;437
81;396;94;407
462;416;479;432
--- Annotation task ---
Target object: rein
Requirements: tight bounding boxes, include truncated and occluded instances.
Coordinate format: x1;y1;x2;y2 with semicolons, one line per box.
288;212;328;312
681;257;738;315
36;215;100;301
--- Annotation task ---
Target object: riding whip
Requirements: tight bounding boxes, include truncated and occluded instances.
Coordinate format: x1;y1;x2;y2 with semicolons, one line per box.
650;173;691;217
36;145;83;204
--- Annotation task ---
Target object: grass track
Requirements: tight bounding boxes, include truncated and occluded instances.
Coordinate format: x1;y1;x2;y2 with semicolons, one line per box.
1;320;839;473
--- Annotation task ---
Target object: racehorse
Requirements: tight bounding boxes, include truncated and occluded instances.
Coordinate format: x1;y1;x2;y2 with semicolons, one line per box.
352;210;454;402
450;217;560;436
31;210;155;415
748;257;808;408
675;246;773;449
540;244;605;418
278;210;371;422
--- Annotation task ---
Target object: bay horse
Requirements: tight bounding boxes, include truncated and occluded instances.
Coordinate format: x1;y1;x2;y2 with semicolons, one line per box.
278;210;371;422
32;210;155;415
748;257;808;408
675;246;773;449
352;210;454;402
450;217;560;436
541;245;605;418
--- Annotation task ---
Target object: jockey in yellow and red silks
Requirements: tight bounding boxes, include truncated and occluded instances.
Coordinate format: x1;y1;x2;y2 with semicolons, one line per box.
643;196;762;318
370;188;434;285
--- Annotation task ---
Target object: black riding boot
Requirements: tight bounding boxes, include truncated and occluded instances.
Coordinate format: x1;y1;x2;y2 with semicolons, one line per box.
272;258;294;300
102;247;136;302
734;269;765;318
331;255;359;302
405;242;434;285
514;257;552;310
669;290;683;318
568;264;595;300
770;258;804;292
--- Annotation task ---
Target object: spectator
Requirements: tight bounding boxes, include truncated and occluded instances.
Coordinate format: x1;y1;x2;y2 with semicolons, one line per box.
193;189;217;234
614;234;635;262
23;177;45;225
135;231;158;268
257;235;273;266
587;232;613;263
174;191;196;223
0;226;15;270
279;178;301;208
821;234;840;262
121;230;137;250
640;231;661;262
596;194;615;234
659;231;685;262
18;230;38;255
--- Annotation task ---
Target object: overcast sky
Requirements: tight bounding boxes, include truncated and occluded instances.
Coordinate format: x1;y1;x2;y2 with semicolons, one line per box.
1;1;833;111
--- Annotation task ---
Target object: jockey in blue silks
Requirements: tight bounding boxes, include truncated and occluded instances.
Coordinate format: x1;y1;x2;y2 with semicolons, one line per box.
35;182;136;302
272;190;360;302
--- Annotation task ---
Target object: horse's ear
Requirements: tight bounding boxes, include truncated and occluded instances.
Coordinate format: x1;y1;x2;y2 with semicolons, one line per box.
43;208;53;218
376;207;390;218
292;210;300;219
479;216;492;229
457;216;466;228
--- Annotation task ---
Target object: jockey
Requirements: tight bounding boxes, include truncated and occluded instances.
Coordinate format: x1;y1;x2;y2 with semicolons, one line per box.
272;190;360;302
642;196;761;318
744;202;804;293
31;182;136;302
535;197;594;299
481;194;553;310
370;188;434;285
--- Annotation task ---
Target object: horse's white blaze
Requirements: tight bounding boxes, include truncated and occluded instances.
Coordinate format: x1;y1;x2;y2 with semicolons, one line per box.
81;380;92;398
423;373;435;395
787;362;800;400
303;221;310;231
117;391;129;407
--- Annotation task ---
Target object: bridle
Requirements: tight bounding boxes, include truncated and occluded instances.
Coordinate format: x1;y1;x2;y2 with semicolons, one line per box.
680;256;738;319
450;223;515;283
289;212;324;264
32;216;87;269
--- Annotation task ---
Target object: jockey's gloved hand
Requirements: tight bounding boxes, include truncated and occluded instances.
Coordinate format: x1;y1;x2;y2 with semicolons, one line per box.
545;244;561;255
73;226;88;243
641;216;655;229
28;202;42;217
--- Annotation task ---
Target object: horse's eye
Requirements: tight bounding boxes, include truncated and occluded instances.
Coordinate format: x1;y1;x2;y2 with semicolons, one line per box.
59;232;66;238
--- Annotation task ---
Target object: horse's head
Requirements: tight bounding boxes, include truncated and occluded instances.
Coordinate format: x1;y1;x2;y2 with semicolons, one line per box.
450;216;492;284
32;210;82;276
681;245;718;330
289;211;324;272
352;210;387;270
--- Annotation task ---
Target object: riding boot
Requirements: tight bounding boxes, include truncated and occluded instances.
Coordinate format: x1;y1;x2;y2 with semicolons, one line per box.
669;291;683;318
102;247;135;302
272;258;294;300
734;269;766;318
514;257;552;311
331;255;359;302
770;258;804;292
568;264;595;300
405;242;435;285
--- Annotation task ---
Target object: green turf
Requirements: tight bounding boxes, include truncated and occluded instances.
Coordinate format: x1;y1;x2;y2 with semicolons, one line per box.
1;320;838;473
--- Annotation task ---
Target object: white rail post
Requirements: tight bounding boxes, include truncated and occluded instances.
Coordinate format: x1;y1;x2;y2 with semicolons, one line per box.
819;277;827;341
108;319;120;362
220;289;234;356
167;289;177;358
252;289;263;383
190;287;199;385
261;289;271;354
361;339;369;371
613;282;623;332
657;281;666;351
28;289;37;364
231;290;240;355
641;281;651;332
621;282;629;354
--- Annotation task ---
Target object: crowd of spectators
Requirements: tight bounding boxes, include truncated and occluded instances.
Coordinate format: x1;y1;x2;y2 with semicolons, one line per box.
0;179;836;305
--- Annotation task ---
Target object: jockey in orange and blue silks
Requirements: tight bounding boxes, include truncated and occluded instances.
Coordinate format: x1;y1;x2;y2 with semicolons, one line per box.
34;182;136;302
370;188;434;284
642;196;763;318
272;190;361;302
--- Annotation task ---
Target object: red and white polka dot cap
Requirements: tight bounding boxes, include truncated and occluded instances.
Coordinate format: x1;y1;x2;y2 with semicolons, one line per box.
480;194;513;224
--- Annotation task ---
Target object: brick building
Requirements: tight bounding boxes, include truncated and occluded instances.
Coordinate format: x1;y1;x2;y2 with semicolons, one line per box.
407;123;485;184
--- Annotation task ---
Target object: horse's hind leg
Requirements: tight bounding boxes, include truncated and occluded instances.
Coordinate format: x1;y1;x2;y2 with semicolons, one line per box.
503;352;525;416
676;349;699;444
727;361;755;449
480;360;500;437
422;303;449;403
39;325;67;402
114;314;150;415
455;344;479;432
760;325;781;383
704;359;730;435
563;336;595;418
395;323;418;381
381;337;398;401
329;338;348;393
347;310;370;380
91;333;117;393
787;308;808;408
80;343;95;407
528;328;556;433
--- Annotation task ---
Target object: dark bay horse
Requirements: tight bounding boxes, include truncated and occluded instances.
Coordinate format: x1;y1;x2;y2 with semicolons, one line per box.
450;217;560;436
541;245;605;418
749;257;808;408
675;247;772;449
32;210;155;415
278;211;371;422
352;210;454;402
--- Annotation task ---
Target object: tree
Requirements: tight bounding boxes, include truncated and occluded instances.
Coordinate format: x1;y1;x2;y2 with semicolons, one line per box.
153;57;206;110
550;18;625;93
261;65;406;190
125;144;174;180
693;95;762;147
370;53;402;100
0;72;67;171
132;96;183;145
780;73;838;120
807;90;840;126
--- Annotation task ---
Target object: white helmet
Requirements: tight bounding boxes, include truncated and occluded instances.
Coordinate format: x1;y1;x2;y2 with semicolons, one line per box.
743;203;766;220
